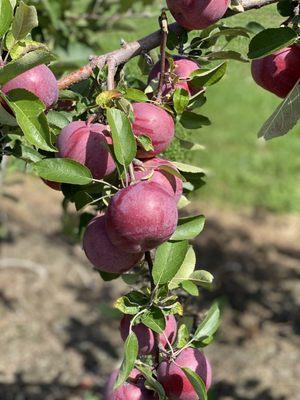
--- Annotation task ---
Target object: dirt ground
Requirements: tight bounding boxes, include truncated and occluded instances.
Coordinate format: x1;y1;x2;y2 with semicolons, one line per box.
0;174;299;400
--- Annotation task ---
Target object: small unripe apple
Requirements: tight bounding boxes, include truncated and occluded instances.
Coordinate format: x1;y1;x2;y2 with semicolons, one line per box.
132;103;174;158
83;215;143;273
132;158;183;202
57;121;116;180
157;348;212;400
106;181;178;253
167;0;229;31
120;314;177;355
104;369;157;400
148;56;200;97
251;45;300;98
2;64;58;109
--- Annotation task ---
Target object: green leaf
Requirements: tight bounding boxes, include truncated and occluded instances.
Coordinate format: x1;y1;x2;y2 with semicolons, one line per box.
0;102;17;126
136;365;166;400
173;162;206;174
189;63;227;89
12;1;38;40
193;303;221;342
207;50;248;63
179;112;211;130
171;215;205;241
106;108;136;167
157;164;185;181
33;158;93;185
121;273;140;285
99;271;120;281
190;270;214;290
176;323;190;348
141;307;166;333
152;240;189;285
181;368;208;400
47;111;70;129
209;27;250;40
169;246;196;290
124;88;148;102
1;89;55;151
181;280;199;296
248;27;297;59
258;82;300;140
9;142;43;162
114;296;141;315
173;88;190;116
114;332;138;389
0;0;13;38
0;49;55;85
10;39;49;60
136;134;154;152
114;291;149;315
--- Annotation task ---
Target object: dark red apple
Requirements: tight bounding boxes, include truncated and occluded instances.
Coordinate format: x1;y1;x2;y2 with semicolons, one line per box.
83;215;143;273
157;348;212;400
167;0;230;31
148;56;200;97
131;158;183;202
120;314;177;355
132;103;174;158
57;121;116;180
251;45;300;98
106;181;178;253
2;64;58;109
104;369;157;400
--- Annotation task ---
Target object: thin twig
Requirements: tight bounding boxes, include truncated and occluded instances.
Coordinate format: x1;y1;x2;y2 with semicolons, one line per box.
157;10;169;103
107;57;117;90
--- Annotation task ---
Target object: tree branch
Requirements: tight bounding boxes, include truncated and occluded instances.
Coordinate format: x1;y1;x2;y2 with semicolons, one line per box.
157;10;169;102
58;0;278;90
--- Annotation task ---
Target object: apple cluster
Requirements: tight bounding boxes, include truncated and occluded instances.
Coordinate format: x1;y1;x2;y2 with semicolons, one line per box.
1;58;213;399
104;348;212;400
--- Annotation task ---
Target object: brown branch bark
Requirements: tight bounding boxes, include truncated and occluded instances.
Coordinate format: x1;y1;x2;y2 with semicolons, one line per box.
58;0;279;90
157;10;169;102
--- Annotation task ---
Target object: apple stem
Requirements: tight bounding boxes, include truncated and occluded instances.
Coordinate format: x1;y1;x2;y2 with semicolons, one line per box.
157;10;169;103
129;163;136;184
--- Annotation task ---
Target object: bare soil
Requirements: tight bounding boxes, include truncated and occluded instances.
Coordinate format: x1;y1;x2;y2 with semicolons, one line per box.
0;174;299;400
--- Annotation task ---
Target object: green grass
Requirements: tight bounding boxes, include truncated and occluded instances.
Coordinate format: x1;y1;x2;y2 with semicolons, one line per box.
98;5;300;213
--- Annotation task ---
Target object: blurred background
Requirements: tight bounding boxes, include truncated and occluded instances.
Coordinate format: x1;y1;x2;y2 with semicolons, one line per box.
0;1;300;399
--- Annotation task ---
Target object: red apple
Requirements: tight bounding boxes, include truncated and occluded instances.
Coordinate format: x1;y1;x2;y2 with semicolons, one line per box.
106;181;178;253
251;45;300;98
83;215;143;273
57;121;116;180
104;369;157;400
148;56;200;97
131;158;183;202
167;0;230;31
120;314;177;355
157;348;212;400
132;103;174;158
2;64;58;109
